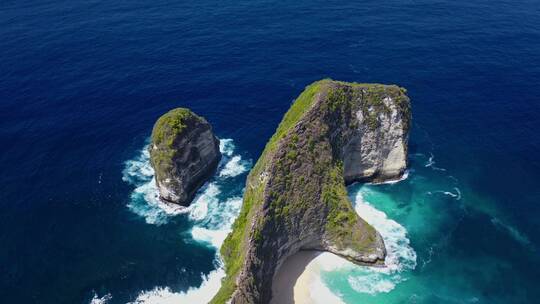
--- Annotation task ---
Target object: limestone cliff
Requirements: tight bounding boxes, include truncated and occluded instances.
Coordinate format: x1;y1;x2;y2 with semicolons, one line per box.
211;79;411;304
149;108;221;206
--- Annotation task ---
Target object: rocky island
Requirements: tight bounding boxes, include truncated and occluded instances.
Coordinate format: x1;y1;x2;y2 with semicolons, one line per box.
149;108;221;206
211;79;411;304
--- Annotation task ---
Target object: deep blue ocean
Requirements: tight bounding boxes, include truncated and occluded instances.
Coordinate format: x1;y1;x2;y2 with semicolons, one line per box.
1;0;540;303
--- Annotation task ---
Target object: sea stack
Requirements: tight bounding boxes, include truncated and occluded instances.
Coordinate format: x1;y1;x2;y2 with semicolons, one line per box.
211;79;411;304
149;108;221;206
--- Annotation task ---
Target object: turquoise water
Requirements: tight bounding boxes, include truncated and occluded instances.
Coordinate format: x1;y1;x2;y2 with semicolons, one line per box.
319;150;535;304
115;133;537;304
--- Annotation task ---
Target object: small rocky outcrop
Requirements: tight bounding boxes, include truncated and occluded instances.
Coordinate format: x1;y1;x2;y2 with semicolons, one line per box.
210;80;411;304
149;108;221;206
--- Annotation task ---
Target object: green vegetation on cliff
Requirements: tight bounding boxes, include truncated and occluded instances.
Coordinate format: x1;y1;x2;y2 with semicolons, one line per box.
149;107;221;206
150;108;199;173
210;80;325;304
151;108;194;147
263;81;323;153
211;79;410;303
323;162;376;251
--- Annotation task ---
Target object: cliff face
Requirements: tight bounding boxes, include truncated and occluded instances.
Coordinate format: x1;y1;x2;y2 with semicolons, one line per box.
149;108;221;206
342;90;410;184
211;80;411;304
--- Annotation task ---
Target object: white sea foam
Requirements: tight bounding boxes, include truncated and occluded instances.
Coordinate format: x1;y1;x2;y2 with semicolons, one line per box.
127;177;189;225
424;153;447;171
188;184;220;221
219;138;235;157
219;138;251;178
127;266;226;304
454;187;462;200
369;170;410;185
190;194;243;248
122;138;250;304
122;138;416;303
122;138;249;225
220;155;250;178
310;272;345;304
309;187;416;300
122;148;154;183
90;292;112;304
425;153;435;167
349;190;417;290
122;145;188;225
429;187;462;200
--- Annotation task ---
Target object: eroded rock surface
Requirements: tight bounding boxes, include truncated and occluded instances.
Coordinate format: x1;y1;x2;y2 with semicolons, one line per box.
343;95;409;183
149;108;221;206
211;80;411;304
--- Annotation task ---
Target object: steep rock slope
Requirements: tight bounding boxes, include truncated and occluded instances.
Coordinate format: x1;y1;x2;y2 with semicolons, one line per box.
211;80;411;303
149;108;221;206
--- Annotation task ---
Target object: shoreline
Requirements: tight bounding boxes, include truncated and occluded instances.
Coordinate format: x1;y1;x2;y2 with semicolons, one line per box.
270;250;322;304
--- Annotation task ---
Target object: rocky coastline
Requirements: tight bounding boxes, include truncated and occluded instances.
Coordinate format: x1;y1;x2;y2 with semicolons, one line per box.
211;79;411;304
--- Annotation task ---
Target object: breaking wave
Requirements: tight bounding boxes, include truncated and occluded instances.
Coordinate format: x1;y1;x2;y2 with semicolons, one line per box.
313;186;417;300
122;138;415;303
348;188;416;294
127;266;226;304
121;146;187;225
120;138;250;304
89;292;112;304
121;138;250;225
369;170;410;185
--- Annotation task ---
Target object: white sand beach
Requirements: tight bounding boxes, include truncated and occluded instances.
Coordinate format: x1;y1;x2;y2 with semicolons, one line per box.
271;251;346;304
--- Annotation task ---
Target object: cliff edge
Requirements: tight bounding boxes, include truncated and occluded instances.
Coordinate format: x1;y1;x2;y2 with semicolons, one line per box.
149;108;221;206
211;79;411;303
